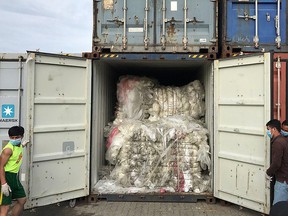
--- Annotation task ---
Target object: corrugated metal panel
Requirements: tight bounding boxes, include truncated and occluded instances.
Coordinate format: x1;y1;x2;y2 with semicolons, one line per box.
91;60;116;192
93;0;218;56
25;53;91;208
222;0;287;57
214;53;271;214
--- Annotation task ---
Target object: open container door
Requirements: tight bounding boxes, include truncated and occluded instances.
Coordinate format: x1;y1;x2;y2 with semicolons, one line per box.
25;52;92;208
214;53;271;214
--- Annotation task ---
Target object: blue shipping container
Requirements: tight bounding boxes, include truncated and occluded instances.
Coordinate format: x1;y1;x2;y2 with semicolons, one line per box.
223;0;287;55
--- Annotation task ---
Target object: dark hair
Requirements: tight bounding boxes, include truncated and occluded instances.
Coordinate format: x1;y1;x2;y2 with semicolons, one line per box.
266;119;281;132
8;126;24;137
282;120;288;126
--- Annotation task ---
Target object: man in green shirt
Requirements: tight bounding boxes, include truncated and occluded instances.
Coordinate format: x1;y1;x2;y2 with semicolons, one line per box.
0;126;27;216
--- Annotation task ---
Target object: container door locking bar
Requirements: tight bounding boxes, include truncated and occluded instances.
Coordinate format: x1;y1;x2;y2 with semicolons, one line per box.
183;0;188;50
161;0;181;50
106;0;128;50
144;0;149;49
237;0;259;48
276;56;281;119
122;0;128;50
275;0;281;49
161;0;167;50
182;0;204;50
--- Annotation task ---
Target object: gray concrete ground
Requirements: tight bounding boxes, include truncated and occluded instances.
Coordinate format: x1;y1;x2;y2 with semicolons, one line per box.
21;199;264;216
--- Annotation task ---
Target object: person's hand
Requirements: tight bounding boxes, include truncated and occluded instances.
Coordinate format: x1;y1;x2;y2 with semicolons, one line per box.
266;174;272;182
22;140;30;147
1;183;11;196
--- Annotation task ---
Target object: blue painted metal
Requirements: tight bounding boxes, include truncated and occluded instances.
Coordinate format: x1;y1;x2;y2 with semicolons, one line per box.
225;0;287;52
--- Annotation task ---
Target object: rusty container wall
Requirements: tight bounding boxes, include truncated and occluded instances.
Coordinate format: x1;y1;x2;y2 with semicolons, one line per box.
92;0;218;58
221;0;288;58
273;53;288;122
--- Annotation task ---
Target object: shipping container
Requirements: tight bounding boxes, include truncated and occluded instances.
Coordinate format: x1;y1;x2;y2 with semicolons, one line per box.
0;54;29;195
92;0;218;58
0;52;276;214
221;0;288;58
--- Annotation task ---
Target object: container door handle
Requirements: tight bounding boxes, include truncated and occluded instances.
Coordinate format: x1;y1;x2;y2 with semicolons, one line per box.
107;18;125;25
164;17;182;24
144;0;149;50
275;0;281;49
186;17;204;24
237;12;256;21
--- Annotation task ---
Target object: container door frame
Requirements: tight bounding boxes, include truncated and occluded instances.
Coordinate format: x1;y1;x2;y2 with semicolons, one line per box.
25;52;92;208
214;53;271;214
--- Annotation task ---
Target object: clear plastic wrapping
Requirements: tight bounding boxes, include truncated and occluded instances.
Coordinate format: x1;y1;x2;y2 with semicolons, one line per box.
96;76;211;194
100;116;211;194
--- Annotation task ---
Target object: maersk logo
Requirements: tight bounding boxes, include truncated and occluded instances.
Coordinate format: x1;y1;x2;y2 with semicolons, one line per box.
2;104;15;118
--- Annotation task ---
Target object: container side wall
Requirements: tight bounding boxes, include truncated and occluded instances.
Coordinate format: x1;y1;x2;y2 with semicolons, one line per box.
91;61;116;192
0;56;29;198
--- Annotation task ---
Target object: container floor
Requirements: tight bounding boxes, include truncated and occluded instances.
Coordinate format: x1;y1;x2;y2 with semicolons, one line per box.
22;199;261;216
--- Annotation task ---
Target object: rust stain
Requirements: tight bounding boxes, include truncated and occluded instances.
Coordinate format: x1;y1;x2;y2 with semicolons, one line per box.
167;23;177;43
167;23;176;37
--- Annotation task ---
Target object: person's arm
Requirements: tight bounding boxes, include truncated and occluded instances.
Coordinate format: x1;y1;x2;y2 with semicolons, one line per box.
0;148;12;184
266;142;283;176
